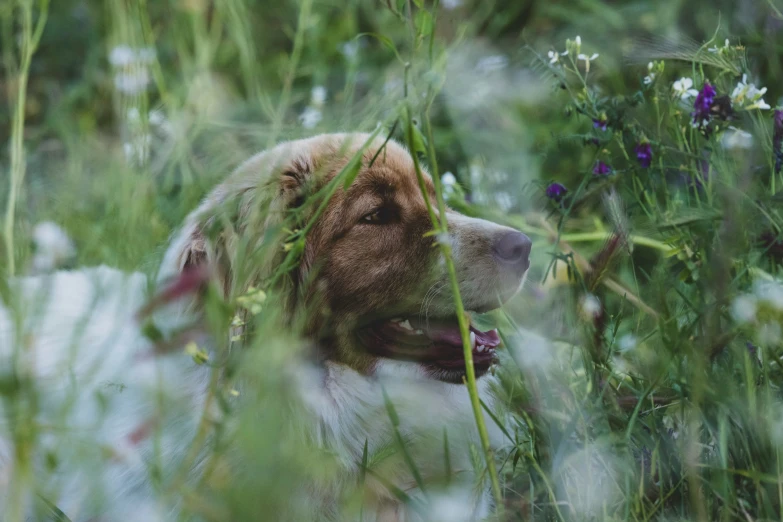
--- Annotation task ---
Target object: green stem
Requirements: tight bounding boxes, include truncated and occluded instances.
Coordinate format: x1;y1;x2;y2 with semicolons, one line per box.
3;0;49;277
405;107;504;508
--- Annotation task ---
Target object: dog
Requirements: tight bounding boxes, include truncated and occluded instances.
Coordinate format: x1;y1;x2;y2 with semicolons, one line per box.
0;132;530;521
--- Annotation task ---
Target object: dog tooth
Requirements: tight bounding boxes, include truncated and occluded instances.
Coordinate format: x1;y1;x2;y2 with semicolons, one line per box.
479;344;487;353
399;319;414;331
469;331;476;348
414;329;424;335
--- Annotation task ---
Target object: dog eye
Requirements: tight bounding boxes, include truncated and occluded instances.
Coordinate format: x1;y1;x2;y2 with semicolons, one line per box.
360;207;394;224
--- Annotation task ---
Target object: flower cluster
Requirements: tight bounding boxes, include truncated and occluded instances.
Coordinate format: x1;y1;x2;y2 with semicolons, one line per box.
547;35;599;73
690;82;716;131
546;182;568;202
635;142;652;168
731;280;783;346
109;45;156;95
730;74;770;110
593;161;612;176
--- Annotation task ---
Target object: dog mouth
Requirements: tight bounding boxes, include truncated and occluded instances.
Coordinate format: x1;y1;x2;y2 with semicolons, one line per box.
357;315;500;383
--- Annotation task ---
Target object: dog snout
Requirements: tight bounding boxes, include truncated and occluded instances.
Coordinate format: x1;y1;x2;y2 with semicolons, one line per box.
492;231;531;274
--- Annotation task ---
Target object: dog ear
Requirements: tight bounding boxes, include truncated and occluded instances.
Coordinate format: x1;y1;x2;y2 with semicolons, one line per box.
157;144;316;299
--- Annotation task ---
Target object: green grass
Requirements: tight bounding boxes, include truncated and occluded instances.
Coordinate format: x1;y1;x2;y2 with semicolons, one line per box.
3;0;783;520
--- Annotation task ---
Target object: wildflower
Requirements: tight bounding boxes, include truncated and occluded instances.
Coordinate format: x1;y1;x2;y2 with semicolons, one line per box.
185;342;209;365
114;69;151;95
441;0;462;8
299;106;322;129
31;221;76;273
545;182;568;202
593;160;612;176
635;142;653;167
731;294;757;324
109;46;156;96
773;109;783;174
311;86;327;107
592;116;608;131
547;50;559;64
617;334;637;353
643;62;656;85
580;293;602;320
339;41;359;60
672;77;699;101
731;74;770;110
691;82;716;131
720;126;753;150
708;38;731;53
441;172;457;187
236;286;267;315
577;52;599;73
441;171;458;198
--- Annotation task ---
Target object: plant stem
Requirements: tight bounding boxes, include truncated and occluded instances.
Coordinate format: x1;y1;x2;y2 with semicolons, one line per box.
404;107;504;509
3;0;49;277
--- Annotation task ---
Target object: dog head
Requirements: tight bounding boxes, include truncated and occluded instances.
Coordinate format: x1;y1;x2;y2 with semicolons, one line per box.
159;133;531;384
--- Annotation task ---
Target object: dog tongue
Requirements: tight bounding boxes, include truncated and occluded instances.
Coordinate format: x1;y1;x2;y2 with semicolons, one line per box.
411;318;500;348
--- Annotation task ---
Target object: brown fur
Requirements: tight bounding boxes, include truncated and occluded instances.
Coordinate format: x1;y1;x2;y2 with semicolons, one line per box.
160;132;527;377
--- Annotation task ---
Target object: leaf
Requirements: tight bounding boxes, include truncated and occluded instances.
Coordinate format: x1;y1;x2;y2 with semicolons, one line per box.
414;9;433;37
355;32;405;65
410;123;428;155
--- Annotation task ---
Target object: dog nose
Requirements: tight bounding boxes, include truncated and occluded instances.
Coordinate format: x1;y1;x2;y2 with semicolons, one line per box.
493;231;531;273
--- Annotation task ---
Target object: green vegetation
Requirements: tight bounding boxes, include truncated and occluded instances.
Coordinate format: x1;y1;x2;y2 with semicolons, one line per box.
3;0;783;520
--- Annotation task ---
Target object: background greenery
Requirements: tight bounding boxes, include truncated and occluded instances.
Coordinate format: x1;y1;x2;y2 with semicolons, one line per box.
3;0;783;520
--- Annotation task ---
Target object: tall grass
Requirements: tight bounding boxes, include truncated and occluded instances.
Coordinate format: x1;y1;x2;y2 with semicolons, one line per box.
3;0;783;520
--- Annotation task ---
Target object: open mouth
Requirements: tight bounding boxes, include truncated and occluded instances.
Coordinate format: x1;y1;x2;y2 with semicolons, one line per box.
357;315;500;383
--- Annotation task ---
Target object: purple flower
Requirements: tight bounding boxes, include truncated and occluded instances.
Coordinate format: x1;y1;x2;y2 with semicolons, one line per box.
635;142;653;168
773;109;783;174
593;118;608;132
691;82;717;131
545;182;568;202
593;161;612;176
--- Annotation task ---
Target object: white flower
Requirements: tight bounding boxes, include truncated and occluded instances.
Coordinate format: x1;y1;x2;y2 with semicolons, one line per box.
754;280;783;310
339;41;359;60
672;77;699;101
548;50;559;64
123;133;152;166
114;69;151;95
580;294;601;320
577;53;599;73
310;86;327;106
440;0;462;8
731;294;758;323
708;38;730;53
617;334;637;353
148;109;166;126
721;126;754;150
299;106;322;129
747;99;771;110
109;45;136;67
31;222;76;273
731;74;770;110
643;62;656;85
441;172;457;187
